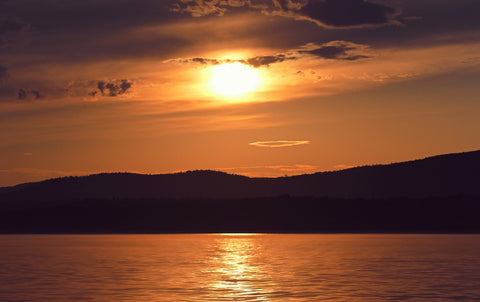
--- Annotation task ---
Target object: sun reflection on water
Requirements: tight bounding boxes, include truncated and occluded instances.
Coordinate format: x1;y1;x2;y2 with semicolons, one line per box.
2;235;480;301
203;235;273;301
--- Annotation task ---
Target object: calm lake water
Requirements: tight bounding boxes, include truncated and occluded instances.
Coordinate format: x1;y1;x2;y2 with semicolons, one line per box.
1;234;480;301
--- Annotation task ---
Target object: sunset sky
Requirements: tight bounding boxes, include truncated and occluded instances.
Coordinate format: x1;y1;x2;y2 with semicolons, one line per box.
1;0;480;186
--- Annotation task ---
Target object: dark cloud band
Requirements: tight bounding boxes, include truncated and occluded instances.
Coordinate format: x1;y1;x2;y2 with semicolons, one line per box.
298;41;372;60
298;0;398;28
172;0;400;28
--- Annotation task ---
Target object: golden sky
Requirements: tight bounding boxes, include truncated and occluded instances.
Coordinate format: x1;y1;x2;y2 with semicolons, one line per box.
1;0;480;186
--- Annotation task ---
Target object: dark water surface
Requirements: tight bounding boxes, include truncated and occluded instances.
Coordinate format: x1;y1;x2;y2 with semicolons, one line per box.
1;234;479;301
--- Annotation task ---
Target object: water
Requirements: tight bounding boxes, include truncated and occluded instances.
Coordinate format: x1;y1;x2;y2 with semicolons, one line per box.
1;234;479;301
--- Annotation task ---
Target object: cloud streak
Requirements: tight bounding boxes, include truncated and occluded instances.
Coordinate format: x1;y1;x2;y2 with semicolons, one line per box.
167;41;370;68
167;53;297;68
249;140;310;147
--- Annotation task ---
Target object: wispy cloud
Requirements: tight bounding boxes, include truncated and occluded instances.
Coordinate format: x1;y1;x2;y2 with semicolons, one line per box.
249;140;310;148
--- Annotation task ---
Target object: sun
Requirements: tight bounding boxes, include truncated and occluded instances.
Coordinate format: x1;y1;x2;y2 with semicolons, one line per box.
209;62;261;97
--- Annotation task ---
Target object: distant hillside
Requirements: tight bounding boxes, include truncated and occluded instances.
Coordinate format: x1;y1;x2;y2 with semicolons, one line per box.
1;150;480;201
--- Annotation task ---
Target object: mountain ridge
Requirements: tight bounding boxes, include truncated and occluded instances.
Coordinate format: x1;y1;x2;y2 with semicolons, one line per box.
1;149;480;201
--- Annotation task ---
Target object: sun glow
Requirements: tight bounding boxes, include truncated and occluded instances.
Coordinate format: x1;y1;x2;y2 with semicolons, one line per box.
210;62;261;97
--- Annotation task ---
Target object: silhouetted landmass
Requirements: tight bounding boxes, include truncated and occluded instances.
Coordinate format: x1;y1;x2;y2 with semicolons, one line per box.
1;196;479;233
1;150;480;233
1;150;480;201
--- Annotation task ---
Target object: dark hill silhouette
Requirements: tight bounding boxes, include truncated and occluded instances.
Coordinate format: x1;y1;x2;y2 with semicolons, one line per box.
1;150;480;201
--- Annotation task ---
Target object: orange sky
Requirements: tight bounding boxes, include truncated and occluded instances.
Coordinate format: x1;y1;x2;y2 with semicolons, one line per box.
1;0;480;186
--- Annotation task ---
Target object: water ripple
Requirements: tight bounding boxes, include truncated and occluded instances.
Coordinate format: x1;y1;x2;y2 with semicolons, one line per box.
1;234;480;301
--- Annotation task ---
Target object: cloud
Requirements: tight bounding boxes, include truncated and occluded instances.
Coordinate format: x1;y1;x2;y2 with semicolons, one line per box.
17;88;42;100
167;40;370;69
31;90;42;99
167;53;296;68
249;140;310;147
17;88;26;99
268;164;317;172
295;70;305;77
172;0;228;17
298;41;372;60
297;0;399;28
171;0;266;17
172;0;399;28
169;57;222;65
89;79;133;97
243;54;295;67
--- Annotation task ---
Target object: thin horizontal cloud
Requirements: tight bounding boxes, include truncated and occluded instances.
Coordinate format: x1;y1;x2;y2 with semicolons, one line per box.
244;54;296;67
268;164;318;172
2;78;136;103
166;54;296;68
249;140;310;148
166;41;370;69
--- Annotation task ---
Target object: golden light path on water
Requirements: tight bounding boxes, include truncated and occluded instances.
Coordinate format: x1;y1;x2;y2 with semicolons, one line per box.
1;234;480;301
204;234;272;301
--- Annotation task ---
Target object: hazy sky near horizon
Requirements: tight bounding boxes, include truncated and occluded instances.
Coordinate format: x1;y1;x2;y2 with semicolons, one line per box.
1;0;480;186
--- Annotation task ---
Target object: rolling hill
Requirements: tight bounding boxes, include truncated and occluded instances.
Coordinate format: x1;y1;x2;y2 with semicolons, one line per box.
1;149;480;201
